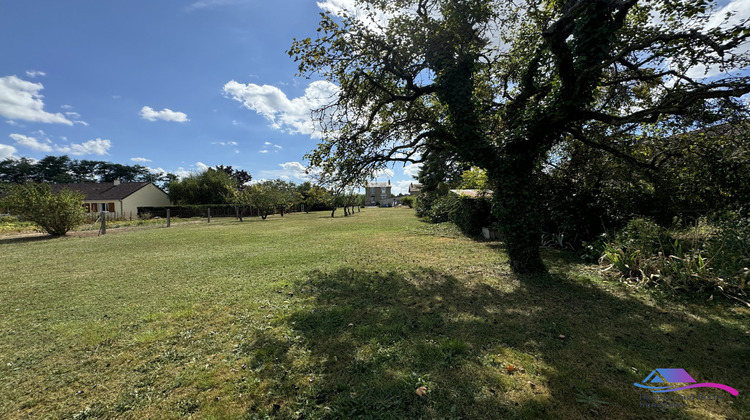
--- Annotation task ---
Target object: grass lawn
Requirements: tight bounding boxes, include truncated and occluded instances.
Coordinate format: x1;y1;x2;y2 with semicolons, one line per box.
1;208;747;419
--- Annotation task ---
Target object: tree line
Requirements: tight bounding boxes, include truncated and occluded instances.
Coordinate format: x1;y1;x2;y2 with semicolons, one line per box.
0;155;177;188
167;167;365;219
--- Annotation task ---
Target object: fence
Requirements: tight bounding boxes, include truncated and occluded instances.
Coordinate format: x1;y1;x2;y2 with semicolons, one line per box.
137;204;305;220
84;211;138;223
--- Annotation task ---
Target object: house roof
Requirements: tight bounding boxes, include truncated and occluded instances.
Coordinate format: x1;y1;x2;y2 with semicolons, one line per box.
449;189;494;198
366;182;391;188
50;182;155;201
409;183;422;192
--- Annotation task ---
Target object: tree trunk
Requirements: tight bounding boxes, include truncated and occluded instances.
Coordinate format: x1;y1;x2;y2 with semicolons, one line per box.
490;148;547;275
331;207;336;218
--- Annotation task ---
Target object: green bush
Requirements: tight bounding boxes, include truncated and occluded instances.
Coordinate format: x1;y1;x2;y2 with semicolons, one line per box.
423;193;494;237
599;216;748;302
710;211;750;283
0;183;85;236
452;196;493;236
426;194;458;223
400;196;415;208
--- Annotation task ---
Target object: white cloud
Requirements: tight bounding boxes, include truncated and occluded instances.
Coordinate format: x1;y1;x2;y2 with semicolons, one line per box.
212;140;238;146
60;104;73;110
9;133;53;152
140;106;190;122
12;132;111;156
146;166;167;176
258;141;283;153
174;167;191;179
131;157;152;163
257;161;317;181
0;75;73;125
223;80;338;137
371;168;394;179
55;138;111;156
65;111;81;119
25;70;46;78
685;0;750;79
173;162;211;179
403;163;422;178
0;144;17;160
185;0;247;12
391;180;413;196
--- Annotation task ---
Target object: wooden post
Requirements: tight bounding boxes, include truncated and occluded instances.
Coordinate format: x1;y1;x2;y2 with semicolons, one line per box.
100;210;106;235
207;207;211;223
167;208;171;227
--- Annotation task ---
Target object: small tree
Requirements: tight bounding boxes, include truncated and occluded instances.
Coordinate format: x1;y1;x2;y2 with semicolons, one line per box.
298;182;330;213
273;180;301;217
239;181;283;220
0;183;85;236
168;168;236;205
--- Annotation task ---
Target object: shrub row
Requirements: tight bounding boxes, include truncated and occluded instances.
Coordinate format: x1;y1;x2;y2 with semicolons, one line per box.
419;193;494;236
597;214;749;302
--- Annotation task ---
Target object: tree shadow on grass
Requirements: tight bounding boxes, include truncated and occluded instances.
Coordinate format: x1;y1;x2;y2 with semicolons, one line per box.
241;268;748;419
0;234;56;245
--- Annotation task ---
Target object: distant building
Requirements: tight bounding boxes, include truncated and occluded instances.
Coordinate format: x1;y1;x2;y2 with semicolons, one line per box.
408;183;422;196
365;180;393;206
449;189;493;198
51;179;171;218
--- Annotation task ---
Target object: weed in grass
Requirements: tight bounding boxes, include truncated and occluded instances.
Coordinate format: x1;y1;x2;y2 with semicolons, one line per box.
574;385;608;412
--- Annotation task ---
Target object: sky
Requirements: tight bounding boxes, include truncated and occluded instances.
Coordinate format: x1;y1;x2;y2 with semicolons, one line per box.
0;0;420;194
1;0;747;194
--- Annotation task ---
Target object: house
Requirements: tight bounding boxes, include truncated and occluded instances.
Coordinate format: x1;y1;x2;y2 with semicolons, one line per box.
365;180;393;206
408;182;422;196
51;179;171;218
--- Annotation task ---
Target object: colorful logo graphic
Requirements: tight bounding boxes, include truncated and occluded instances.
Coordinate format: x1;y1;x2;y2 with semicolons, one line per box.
634;368;738;395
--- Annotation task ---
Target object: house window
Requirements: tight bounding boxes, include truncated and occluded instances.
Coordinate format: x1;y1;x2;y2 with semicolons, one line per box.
95;203;115;212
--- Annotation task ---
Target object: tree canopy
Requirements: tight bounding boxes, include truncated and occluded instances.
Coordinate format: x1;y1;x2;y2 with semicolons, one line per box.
0;155;177;188
291;0;750;274
168;168;237;205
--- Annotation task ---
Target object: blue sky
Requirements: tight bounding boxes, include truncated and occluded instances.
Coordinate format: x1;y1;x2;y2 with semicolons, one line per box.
0;0;419;193
1;1;747;194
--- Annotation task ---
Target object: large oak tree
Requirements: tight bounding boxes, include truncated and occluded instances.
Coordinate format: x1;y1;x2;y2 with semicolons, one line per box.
292;0;750;274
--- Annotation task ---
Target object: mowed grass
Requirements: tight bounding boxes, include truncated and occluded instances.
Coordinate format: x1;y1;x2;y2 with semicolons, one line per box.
0;208;748;419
